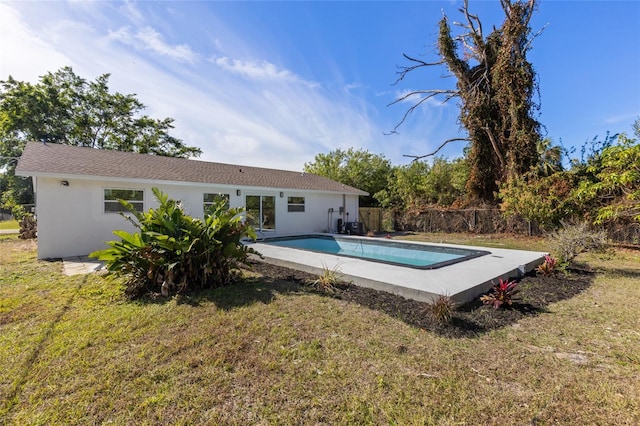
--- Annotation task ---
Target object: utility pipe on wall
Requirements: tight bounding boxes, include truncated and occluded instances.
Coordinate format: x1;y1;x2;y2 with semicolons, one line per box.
327;207;334;233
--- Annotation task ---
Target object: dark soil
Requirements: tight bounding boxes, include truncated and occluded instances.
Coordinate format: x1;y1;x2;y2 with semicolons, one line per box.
247;260;594;338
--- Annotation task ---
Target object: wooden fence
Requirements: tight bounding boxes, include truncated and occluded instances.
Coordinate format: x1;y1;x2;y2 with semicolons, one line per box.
358;207;383;233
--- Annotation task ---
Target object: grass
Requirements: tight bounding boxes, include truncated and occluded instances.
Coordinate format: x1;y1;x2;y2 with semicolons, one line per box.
0;220;19;230
1;234;639;424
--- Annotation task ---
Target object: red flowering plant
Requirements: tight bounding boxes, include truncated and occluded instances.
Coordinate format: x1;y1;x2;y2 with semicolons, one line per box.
535;254;558;276
480;278;519;309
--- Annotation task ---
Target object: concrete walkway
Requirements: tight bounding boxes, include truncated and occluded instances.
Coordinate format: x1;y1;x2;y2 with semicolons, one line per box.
1;231;104;275
62;256;105;276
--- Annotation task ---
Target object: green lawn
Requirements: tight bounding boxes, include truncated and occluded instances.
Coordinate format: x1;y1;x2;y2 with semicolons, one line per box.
0;220;19;230
1;234;639;424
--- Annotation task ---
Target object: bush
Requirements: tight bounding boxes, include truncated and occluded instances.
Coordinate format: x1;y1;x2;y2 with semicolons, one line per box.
428;294;455;323
309;263;342;293
498;171;579;230
91;188;259;298
535;254;558;276
549;221;608;265
480;278;519;309
18;214;37;239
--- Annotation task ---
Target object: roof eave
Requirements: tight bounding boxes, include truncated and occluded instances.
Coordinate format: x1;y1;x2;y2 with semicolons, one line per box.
16;170;368;195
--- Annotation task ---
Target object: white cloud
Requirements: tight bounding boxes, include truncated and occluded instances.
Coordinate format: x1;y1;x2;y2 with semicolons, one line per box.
0;3;71;82
117;0;145;26
108;26;197;63
213;56;318;88
0;2;381;171
603;112;639;125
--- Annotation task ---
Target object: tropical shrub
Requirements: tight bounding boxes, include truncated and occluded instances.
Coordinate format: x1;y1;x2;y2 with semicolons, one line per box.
309;263;342;293
498;171;579;229
535;254;558;276
91;188;259;298
572;133;640;224
429;294;455;323
549;221;608;265
480;278;519;309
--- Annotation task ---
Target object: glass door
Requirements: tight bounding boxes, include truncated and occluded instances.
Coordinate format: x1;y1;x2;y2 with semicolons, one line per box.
245;195;275;232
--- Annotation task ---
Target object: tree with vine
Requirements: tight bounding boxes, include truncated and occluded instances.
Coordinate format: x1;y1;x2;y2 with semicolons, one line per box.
391;0;543;203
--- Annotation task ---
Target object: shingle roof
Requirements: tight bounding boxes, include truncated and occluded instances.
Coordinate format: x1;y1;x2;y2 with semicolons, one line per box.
15;142;367;195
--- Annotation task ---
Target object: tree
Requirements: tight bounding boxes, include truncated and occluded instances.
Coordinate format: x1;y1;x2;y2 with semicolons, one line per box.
500;121;640;228
374;160;431;209
536;137;563;177
303;148;392;206
391;0;542;202
572;132;640;224
1;66;202;206
375;157;468;209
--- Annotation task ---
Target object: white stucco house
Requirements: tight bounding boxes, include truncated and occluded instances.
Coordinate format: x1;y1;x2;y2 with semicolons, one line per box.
16;142;367;259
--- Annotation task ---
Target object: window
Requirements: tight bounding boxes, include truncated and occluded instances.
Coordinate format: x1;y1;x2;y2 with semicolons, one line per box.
246;195;275;231
203;193;229;213
287;196;305;212
104;189;144;213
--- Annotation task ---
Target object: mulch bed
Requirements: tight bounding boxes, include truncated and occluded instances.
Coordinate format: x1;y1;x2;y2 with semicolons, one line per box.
248;260;594;338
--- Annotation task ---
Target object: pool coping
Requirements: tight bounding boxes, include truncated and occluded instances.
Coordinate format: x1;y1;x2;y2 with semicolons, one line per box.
245;233;547;304
261;234;492;270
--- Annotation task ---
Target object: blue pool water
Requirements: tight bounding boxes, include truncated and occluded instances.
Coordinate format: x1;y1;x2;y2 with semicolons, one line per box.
264;235;489;269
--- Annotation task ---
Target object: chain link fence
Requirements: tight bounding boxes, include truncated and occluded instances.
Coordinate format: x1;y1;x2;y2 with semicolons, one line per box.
386;208;639;245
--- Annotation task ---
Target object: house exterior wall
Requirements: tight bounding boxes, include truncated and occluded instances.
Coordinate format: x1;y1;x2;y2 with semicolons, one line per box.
33;176;360;259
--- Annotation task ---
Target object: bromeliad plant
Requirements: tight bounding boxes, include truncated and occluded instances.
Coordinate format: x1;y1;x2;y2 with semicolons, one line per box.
535;254;558;276
91;188;259;298
480;278;519;309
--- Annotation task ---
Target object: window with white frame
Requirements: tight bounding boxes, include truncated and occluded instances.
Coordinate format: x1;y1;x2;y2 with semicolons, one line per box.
104;189;144;213
287;196;305;212
203;193;229;213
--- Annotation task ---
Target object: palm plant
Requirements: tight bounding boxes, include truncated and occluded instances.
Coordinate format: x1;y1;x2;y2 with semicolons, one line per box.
91;188;258;297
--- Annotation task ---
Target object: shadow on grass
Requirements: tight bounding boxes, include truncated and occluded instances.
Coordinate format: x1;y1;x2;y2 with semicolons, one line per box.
132;273;308;311
178;278;304;310
127;259;596;339
1;275;87;418
593;266;640;280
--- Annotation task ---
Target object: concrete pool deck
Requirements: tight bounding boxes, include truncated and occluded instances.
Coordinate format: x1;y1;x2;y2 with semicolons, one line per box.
247;235;547;304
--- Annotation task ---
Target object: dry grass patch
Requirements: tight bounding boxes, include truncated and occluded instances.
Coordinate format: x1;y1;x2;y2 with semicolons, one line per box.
393;230;549;251
0;220;19;231
0;234;638;424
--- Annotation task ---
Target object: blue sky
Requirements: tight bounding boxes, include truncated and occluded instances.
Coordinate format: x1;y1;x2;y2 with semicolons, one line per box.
1;1;638;171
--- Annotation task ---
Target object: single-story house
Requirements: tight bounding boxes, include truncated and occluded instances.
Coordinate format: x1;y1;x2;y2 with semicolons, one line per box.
16;142;367;259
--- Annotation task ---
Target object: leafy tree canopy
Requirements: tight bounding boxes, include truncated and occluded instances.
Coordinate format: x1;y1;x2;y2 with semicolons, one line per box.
303;148;392;207
500;119;640;227
572;131;640;224
1;66;202;206
375;157;468;209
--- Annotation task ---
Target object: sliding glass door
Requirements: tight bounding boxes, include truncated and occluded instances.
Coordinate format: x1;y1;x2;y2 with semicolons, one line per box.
246;195;275;232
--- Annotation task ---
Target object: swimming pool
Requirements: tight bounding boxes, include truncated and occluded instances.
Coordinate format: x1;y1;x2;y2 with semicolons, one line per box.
263;234;490;269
